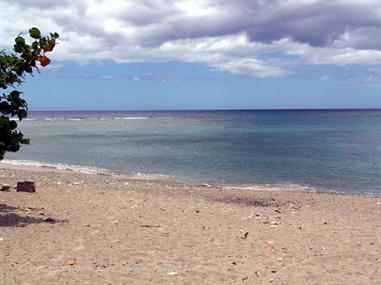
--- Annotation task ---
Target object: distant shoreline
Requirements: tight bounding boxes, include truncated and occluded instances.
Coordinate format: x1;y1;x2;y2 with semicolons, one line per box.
28;108;381;112
1;159;379;198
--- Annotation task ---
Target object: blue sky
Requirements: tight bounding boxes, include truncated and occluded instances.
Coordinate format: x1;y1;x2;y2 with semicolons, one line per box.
1;0;381;110
22;61;381;110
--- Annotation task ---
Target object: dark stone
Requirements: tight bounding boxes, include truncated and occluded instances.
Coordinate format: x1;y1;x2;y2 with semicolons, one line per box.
1;184;11;191
16;181;36;193
44;217;56;223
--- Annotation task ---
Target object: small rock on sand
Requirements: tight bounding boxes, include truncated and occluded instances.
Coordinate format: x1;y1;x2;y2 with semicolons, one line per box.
1;184;11;191
16;181;36;193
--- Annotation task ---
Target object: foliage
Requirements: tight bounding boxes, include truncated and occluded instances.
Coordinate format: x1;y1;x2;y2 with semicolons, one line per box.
0;28;58;160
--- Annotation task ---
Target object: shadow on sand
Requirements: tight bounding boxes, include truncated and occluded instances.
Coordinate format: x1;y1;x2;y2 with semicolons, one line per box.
207;193;292;208
0;204;66;227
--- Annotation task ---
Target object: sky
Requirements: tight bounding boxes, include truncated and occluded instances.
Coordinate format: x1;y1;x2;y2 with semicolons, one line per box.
1;0;381;110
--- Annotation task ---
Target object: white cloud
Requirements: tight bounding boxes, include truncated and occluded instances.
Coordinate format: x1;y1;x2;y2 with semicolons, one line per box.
320;75;331;81
1;0;381;78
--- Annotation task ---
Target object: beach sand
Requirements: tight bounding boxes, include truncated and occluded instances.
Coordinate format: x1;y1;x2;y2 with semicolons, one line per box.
1;168;380;284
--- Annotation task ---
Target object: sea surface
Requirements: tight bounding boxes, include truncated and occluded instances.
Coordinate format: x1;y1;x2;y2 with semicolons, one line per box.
3;110;381;196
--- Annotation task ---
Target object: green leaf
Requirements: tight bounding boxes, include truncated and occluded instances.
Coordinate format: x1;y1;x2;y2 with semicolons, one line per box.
15;36;25;45
9;120;17;130
21;138;30;145
1;27;58;161
29;27;41;39
32;41;39;49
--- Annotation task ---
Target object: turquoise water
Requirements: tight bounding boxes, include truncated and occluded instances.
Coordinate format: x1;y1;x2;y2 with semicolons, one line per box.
5;110;381;196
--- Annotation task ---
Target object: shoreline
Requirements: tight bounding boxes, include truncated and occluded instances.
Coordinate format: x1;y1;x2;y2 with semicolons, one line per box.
1;167;381;284
1;159;379;198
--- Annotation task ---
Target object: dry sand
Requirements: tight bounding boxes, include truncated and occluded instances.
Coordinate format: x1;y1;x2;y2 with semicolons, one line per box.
1;168;380;284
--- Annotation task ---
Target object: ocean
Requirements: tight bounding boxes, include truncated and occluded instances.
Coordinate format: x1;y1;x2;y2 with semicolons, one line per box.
3;110;381;196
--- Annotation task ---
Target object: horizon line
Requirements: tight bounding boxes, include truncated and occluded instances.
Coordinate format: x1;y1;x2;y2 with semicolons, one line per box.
28;108;381;112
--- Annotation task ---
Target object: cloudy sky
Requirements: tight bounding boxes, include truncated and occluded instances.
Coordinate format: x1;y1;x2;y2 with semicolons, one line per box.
1;0;381;110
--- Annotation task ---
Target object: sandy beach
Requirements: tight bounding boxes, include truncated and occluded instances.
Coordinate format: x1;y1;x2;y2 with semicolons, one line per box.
1;167;380;284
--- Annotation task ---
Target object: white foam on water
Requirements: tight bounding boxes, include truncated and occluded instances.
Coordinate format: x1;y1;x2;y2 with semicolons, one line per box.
66;118;82;121
113;117;149;120
223;182;324;194
15;116;149;122
0;159;171;183
1;160;376;197
0;159;111;176
45;118;65;121
129;171;170;180
221;182;376;196
7;118;36;121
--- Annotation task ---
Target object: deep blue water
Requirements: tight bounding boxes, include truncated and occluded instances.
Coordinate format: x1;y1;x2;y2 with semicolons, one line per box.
5;110;381;196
